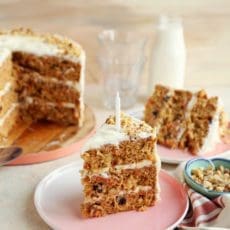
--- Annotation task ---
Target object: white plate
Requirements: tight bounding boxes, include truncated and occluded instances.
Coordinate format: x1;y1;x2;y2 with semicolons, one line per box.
34;161;188;230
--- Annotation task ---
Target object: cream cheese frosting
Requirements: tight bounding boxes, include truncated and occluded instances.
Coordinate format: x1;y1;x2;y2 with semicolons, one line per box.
81;123;155;153
81;159;156;178
0;103;18;127
84;185;153;203
25;97;77;109
198;98;221;155
0;48;11;65
0;34;84;63
0;82;11;97
81;124;130;153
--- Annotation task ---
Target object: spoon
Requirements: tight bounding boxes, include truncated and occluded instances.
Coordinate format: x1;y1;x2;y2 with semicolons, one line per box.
0;146;23;166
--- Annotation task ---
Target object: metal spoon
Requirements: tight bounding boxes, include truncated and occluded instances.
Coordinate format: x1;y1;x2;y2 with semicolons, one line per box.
0;146;23;166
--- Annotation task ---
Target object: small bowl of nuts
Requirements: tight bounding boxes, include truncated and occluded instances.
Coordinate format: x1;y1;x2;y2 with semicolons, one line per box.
184;158;230;198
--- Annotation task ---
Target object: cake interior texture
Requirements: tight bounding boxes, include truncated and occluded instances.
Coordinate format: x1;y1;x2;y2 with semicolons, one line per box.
0;28;85;146
80;113;160;218
144;85;228;155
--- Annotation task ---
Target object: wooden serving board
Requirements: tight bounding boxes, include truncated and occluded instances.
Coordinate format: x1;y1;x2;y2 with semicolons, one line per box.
7;105;96;165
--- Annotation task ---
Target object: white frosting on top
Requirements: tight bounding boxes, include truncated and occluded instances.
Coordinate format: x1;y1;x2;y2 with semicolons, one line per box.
81;114;155;153
0;35;85;63
0;48;11;65
81;124;129;152
0;35;59;56
0;82;11;97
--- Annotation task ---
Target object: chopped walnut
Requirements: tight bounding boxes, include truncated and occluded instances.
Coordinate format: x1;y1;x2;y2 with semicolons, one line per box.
191;165;230;192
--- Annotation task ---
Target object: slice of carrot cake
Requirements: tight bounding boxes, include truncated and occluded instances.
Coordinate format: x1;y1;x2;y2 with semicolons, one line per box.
145;85;228;155
80;113;160;218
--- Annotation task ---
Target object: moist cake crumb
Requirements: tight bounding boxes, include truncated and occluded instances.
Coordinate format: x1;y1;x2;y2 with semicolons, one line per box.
80;112;160;218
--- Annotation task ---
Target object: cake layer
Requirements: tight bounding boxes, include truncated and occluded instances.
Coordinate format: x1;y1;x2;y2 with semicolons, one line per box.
82;137;156;171
13;52;82;81
0;104;19;137
158;89;192;148
82;165;158;198
144;85;171;128
19;97;80;125
0;82;17;117
81;188;157;218
14;64;80;104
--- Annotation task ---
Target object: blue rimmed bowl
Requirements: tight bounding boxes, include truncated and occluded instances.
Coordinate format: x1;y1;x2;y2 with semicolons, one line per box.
184;158;230;199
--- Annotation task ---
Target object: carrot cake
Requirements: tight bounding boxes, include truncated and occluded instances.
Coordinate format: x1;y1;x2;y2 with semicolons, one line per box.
144;85;228;155
0;28;85;146
80;113;160;218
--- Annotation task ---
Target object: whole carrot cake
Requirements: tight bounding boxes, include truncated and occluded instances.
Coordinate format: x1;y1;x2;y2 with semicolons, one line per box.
0;28;85;146
80;113;161;218
144;85;228;155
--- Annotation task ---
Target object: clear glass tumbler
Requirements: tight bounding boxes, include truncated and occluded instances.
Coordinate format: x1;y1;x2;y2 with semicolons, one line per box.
98;29;146;109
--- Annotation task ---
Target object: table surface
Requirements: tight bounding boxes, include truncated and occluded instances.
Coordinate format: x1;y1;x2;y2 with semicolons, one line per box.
0;1;230;229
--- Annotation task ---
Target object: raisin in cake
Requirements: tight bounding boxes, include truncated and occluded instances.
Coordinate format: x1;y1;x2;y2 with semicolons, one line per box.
145;85;228;155
0;28;85;146
80;113;160;218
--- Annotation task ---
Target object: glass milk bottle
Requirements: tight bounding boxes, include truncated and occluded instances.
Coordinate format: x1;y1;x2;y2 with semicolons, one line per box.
148;16;186;93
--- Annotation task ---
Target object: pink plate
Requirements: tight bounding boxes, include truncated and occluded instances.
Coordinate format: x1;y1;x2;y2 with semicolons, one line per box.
158;142;230;164
34;161;189;230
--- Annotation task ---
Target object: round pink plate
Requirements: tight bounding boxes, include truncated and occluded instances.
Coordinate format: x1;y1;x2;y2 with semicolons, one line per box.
158;143;230;164
34;161;189;230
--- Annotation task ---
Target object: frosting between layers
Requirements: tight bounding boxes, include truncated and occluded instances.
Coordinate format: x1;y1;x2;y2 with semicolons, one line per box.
78;51;85;127
25;97;77;109
198;99;221;155
176;94;198;141
84;185;153;203
115;160;153;170
0;103;17;126
82;160;156;178
0;82;11;97
24;73;82;91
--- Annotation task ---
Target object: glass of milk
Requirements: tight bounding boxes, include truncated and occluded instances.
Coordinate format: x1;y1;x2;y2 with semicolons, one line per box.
148;16;186;94
98;29;146;109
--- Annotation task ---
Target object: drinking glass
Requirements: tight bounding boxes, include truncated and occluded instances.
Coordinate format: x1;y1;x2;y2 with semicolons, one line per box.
98;29;146;109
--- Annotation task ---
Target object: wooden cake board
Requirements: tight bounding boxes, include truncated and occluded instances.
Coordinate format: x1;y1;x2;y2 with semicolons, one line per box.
7;105;96;165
